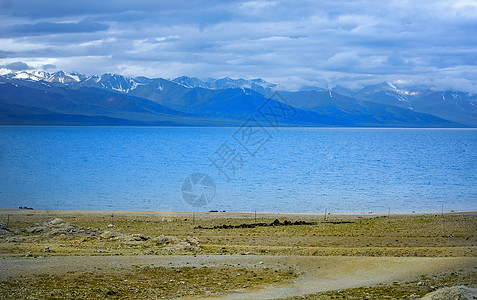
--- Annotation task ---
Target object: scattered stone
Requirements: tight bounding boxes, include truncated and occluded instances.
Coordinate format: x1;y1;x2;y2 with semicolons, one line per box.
127;233;150;241
0;221;13;236
145;235;201;253
25;251;32;257
186;236;200;247
149;235;180;246
27;218;101;239
107;224;115;228
420;285;477;300
0;221;9;231
99;230;118;240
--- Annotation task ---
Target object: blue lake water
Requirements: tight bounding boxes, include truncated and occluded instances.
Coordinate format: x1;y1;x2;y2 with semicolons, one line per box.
0;126;476;213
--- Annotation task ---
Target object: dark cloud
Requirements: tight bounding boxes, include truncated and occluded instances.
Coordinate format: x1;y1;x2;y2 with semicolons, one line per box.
0;0;476;92
5;20;108;37
42;64;56;70
2;61;31;70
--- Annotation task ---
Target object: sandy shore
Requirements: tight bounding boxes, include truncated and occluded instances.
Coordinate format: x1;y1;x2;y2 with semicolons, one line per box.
1;208;475;217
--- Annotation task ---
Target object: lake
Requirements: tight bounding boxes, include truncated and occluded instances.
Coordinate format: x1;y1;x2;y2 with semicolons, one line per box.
0;126;476;213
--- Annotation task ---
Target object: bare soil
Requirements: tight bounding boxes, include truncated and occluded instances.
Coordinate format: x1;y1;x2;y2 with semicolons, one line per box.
0;209;475;299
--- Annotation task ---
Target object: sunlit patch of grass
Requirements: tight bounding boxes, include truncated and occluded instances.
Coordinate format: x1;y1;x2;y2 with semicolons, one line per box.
0;265;296;299
1;212;476;257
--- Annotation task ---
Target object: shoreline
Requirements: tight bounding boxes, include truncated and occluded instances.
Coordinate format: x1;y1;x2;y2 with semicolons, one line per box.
1;208;476;218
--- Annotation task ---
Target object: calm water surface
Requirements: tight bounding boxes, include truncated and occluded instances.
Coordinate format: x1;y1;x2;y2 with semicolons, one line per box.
0;126;476;213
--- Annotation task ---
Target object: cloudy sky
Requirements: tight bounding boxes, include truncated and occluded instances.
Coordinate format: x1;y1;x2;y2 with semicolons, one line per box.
1;0;477;91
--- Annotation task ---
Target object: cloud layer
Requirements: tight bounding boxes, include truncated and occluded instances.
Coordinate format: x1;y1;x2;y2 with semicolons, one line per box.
1;0;477;92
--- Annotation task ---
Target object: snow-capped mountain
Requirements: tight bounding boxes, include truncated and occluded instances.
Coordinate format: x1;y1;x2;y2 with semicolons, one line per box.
47;71;86;84
78;73;153;93
0;69;49;82
354;82;417;109
172;76;277;95
0;69;154;93
351;82;477;126
0;69;475;127
0;69;85;85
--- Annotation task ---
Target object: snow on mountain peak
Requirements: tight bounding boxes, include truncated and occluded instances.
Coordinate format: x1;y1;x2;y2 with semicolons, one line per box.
387;82;397;89
0;68;13;76
46;71;83;84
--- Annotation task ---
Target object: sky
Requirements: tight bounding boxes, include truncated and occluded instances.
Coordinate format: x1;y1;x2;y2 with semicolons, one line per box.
1;0;477;92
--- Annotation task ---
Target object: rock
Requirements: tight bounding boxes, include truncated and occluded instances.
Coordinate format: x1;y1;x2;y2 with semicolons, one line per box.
107;224;115;228
149;235;202;253
186;236;200;247
127;234;150;241
25;251;32;257
43;246;53;252
0;221;9;230
420;285;477;300
0;221;13;236
149;235;180;246
99;231;117;239
27;218;101;238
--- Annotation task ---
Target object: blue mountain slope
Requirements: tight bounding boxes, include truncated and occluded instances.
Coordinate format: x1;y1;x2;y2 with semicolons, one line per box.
0;73;468;127
351;82;477;127
0;79;208;126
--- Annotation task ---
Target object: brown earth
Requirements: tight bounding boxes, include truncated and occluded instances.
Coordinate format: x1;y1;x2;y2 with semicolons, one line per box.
0;209;476;299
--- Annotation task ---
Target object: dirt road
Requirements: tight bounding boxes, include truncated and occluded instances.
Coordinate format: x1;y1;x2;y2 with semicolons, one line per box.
1;255;475;299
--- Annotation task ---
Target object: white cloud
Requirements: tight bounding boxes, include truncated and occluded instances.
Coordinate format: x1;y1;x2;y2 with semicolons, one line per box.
0;0;476;92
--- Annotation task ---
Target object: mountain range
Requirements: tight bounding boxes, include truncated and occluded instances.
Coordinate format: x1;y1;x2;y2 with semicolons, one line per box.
0;69;476;127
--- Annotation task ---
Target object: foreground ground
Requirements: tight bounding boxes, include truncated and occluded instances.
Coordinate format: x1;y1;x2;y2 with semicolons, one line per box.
0;209;476;299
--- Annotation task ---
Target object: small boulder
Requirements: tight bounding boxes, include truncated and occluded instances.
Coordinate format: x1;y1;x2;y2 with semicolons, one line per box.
420;285;477;300
0;221;13;236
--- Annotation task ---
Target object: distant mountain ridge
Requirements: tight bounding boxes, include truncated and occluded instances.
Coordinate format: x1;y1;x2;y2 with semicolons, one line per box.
0;69;474;127
348;82;477;127
172;76;277;95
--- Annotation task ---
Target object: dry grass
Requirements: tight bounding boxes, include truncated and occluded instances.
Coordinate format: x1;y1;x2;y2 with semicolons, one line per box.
0;265;296;299
0;210;475;299
1;211;475;257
